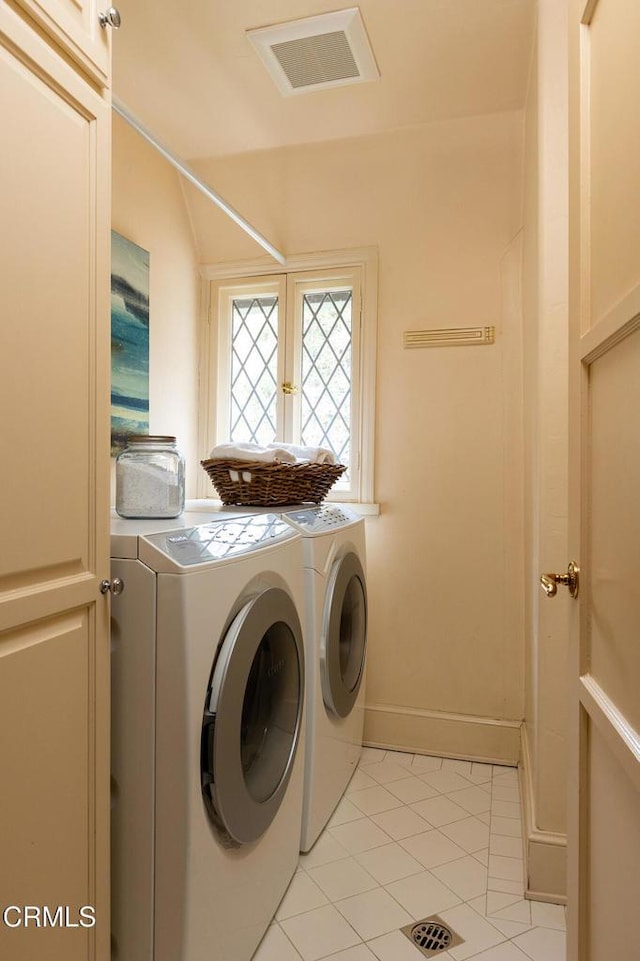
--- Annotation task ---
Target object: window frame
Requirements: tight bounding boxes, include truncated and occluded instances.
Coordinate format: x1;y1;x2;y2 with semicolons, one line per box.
198;248;378;507
287;267;362;496
215;275;287;448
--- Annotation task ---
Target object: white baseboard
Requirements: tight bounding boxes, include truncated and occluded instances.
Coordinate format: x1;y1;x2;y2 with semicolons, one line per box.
520;725;567;904
363;703;522;765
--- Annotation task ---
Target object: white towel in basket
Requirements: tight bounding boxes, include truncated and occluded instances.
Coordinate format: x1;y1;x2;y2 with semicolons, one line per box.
207;442;296;464
267;443;337;465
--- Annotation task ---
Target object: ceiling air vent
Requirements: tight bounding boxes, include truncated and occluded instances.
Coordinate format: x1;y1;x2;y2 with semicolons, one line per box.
247;8;379;96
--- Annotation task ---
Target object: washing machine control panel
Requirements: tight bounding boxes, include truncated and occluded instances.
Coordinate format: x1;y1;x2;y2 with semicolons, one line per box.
141;514;295;569
285;504;359;534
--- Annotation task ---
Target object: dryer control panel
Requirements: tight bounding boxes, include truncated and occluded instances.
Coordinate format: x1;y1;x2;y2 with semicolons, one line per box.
285;504;360;535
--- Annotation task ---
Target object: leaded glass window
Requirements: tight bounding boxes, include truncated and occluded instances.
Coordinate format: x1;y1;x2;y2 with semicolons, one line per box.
210;260;375;504
300;290;352;477
229;295;278;445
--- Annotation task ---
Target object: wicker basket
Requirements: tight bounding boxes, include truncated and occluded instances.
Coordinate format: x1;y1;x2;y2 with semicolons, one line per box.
200;458;346;506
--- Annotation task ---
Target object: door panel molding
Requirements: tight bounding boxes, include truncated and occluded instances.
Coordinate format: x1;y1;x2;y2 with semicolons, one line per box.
580;675;640;793
581;282;640;363
11;0;110;86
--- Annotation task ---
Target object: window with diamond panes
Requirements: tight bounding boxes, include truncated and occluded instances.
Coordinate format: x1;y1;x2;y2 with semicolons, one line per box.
300;290;352;481
209;261;374;504
229;295;279;445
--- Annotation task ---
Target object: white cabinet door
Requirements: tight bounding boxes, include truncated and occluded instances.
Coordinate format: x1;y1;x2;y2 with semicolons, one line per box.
0;5;110;959
13;0;111;85
568;0;640;957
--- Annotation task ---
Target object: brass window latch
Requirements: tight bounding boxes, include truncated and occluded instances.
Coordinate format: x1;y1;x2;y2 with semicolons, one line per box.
281;382;298;395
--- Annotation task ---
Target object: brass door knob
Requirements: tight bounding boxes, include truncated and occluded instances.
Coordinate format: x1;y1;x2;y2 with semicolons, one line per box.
540;561;579;599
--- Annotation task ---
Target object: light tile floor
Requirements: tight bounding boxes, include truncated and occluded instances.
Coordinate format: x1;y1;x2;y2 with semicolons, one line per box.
254;749;566;961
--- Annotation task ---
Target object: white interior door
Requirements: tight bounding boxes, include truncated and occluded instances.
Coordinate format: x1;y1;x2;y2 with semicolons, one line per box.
567;1;640;957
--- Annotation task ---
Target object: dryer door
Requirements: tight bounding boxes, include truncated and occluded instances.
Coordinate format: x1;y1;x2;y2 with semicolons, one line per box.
320;551;368;719
201;587;304;845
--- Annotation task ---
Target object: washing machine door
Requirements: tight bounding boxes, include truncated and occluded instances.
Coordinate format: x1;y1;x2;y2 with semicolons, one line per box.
200;587;304;845
320;551;367;719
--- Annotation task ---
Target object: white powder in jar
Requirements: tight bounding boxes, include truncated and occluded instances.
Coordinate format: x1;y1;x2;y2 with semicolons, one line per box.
116;459;183;518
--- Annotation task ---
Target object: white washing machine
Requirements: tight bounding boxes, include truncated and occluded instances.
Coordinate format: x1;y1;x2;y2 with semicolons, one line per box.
284;504;367;852
110;513;306;961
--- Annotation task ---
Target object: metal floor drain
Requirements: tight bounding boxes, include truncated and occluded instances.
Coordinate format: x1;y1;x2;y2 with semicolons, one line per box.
400;915;464;957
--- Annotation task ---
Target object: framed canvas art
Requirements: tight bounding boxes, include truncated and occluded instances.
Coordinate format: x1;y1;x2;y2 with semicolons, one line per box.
110;231;150;454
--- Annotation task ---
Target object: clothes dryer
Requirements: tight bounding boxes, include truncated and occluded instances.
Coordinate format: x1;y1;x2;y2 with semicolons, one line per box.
110;513;306;961
283;505;367;852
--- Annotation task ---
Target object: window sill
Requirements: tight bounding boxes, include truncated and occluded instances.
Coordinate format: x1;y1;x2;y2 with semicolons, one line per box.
185;498;380;516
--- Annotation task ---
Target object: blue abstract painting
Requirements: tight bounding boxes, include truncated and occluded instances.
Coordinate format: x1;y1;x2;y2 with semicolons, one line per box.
111;231;149;454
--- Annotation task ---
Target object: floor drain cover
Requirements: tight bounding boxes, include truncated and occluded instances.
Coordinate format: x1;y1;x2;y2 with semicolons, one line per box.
400;915;464;957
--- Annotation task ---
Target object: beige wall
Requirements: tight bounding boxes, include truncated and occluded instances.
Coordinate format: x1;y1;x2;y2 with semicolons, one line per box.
521;0;569;901
111;115;200;498
186;112;527;760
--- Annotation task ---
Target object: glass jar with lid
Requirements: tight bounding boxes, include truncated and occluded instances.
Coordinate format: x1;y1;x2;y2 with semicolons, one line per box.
115;435;185;519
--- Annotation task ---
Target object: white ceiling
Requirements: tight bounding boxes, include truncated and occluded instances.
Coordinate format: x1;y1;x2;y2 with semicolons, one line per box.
112;0;535;162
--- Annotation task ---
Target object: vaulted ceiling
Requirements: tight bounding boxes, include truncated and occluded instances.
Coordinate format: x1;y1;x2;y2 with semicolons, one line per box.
112;0;535;162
